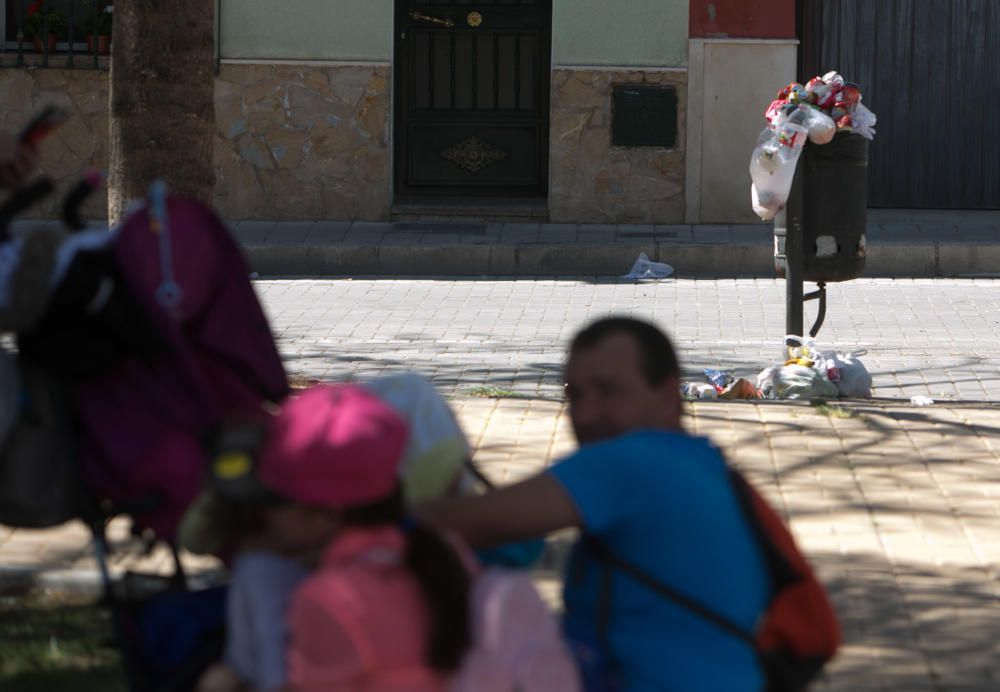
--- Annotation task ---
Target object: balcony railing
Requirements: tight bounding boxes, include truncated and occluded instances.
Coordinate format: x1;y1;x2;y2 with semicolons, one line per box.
2;0;112;70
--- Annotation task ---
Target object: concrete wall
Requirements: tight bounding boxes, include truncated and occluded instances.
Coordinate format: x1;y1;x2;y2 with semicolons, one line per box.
553;0;688;67
689;0;796;39
686;39;797;223
684;0;797;223
220;0;392;61
220;1;689;67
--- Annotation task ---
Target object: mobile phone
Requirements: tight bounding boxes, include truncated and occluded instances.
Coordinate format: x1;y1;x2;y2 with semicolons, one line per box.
18;105;70;146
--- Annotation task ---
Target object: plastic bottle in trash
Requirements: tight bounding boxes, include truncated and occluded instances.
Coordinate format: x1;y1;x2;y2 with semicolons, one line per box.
778;109;809;150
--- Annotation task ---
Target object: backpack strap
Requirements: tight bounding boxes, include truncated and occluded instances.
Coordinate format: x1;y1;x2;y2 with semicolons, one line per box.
583;534;757;648
726;469;800;589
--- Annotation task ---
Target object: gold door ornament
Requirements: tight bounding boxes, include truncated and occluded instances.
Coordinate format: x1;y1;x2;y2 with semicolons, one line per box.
440;137;507;173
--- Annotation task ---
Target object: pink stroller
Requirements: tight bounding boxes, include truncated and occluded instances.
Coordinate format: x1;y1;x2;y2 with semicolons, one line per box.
0;174;289;690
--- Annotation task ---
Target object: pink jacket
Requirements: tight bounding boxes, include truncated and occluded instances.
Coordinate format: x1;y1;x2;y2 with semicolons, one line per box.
287;527;449;692
287;527;580;692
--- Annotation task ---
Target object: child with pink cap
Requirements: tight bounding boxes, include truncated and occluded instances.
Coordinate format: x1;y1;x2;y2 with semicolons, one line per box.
194;382;578;692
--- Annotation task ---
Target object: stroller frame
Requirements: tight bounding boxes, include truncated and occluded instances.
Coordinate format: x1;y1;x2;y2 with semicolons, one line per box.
1;178;226;692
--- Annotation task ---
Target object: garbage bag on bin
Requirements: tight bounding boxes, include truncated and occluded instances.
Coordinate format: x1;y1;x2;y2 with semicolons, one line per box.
750;124;806;221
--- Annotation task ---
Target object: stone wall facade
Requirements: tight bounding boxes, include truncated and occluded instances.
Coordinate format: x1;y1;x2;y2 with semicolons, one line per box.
0;67;110;220
549;68;686;224
0;62;391;221
1;63;686;224
214;63;390;220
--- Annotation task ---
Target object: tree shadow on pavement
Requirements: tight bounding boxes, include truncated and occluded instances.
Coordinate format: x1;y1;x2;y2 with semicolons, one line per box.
467;398;1000;691
810;549;1000;692
276;325;1000;404
691;401;1000;523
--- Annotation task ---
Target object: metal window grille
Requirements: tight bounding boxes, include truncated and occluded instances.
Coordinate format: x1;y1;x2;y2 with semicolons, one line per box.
2;0;113;70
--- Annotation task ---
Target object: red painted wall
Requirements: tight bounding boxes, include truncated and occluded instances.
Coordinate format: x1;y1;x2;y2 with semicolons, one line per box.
690;0;796;39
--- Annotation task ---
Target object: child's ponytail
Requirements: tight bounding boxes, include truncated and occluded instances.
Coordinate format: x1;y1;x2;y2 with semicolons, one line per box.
402;518;473;671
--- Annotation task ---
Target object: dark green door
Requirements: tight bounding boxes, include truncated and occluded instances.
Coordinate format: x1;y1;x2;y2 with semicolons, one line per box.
800;0;1000;209
394;0;552;198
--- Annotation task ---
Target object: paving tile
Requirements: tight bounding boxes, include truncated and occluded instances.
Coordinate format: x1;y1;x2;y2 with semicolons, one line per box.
231;220;277;243
267;221;314;245
306;221;351;244
540;224;578;242
499;223;540;243
689;224;732;243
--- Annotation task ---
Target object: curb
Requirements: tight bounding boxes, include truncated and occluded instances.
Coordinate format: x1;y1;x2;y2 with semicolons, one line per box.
242;240;1000;278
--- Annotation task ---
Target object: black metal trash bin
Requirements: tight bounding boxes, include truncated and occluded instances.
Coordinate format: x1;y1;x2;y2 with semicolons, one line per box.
774;132;869;282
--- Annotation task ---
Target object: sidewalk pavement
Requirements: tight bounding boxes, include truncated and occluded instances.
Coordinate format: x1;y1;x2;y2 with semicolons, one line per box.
259;277;1000;405
14;208;998;277
2;270;999;690
226;209;1000;278
2;397;999;691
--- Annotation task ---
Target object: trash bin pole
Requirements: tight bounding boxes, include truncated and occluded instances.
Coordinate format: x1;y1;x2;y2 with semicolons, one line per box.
781;155;805;338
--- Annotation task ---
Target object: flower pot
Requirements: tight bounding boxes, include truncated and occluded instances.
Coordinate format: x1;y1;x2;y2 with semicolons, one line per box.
87;34;110;55
33;34;57;54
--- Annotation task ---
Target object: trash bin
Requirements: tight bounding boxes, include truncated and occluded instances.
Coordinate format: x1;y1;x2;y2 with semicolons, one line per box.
774;132;868;282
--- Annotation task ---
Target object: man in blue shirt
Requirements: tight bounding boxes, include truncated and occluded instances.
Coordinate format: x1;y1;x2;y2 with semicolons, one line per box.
422;317;770;691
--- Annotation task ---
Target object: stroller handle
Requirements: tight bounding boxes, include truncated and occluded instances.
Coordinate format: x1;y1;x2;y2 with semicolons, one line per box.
62;169;105;231
0;177;56;242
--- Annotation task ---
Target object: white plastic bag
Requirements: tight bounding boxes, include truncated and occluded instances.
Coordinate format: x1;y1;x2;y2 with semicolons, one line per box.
802;107;836;145
852;103;877;140
772;364;840;400
784;335;819;361
822;350;872;398
749;126;805;221
756;366;778;400
622;252;674;280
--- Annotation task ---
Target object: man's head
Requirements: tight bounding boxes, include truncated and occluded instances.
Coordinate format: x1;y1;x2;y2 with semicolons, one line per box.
564;317;682;445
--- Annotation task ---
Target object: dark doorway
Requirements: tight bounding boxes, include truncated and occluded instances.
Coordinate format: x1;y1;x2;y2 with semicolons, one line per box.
800;0;1000;209
393;1;553;200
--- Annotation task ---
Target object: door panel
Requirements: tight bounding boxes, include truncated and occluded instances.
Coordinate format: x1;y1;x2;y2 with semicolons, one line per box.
408;124;540;186
800;0;999;209
395;0;552;197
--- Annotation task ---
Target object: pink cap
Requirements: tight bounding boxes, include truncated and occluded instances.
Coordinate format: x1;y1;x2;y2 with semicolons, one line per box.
257;384;409;508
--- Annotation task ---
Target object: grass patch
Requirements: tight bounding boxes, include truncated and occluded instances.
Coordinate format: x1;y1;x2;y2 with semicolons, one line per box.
0;592;124;691
811;401;858;419
287;374;324;390
465;386;526;399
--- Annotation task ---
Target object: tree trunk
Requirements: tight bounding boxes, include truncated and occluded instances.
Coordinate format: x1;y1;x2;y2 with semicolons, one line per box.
108;0;215;225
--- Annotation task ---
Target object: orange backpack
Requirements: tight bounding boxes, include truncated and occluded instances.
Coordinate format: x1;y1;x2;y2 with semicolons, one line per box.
587;468;840;692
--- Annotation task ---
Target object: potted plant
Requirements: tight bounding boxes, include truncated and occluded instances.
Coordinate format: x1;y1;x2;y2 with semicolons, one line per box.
83;1;113;55
25;4;66;54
